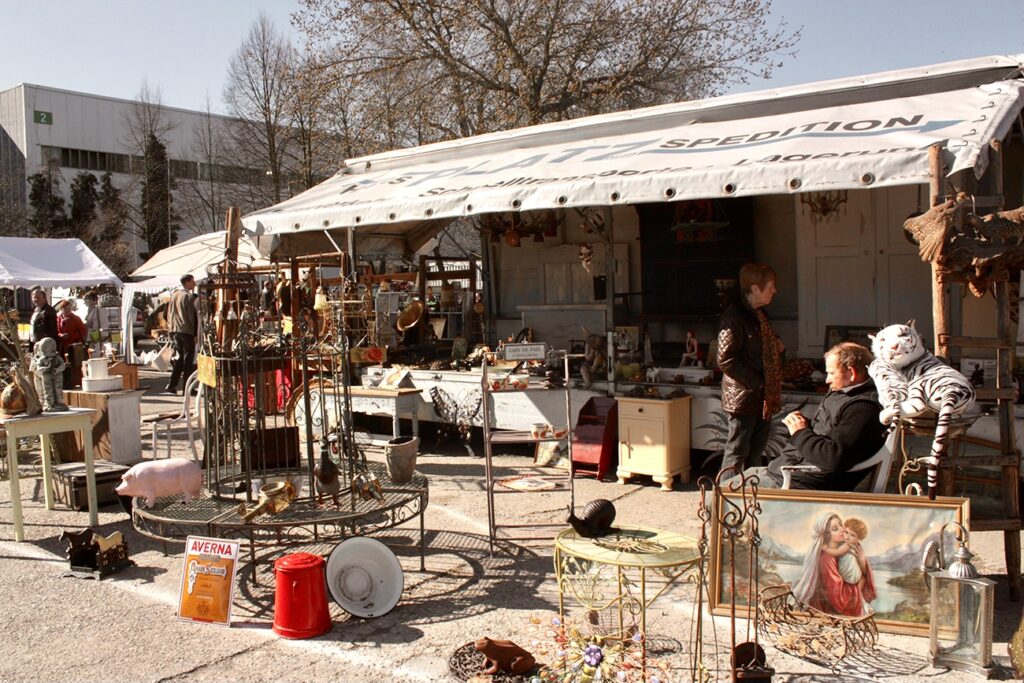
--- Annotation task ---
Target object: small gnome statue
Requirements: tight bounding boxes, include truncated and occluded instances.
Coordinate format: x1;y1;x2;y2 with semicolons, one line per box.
30;337;67;411
579;329;607;390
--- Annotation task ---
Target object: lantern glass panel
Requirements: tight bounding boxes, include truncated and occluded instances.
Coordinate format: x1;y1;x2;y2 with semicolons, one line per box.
929;575;994;676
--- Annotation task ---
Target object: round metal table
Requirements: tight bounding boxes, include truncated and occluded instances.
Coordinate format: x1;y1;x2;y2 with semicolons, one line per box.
554;524;700;676
132;461;428;576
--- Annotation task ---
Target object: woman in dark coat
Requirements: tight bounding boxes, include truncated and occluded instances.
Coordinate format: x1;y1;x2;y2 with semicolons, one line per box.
716;263;783;476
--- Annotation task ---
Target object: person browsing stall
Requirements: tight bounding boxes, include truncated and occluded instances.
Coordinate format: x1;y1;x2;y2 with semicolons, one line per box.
716;263;783;476
83;292;102;355
165;274;199;394
56;299;88;352
29;287;58;352
731;342;885;490
57;299;89;388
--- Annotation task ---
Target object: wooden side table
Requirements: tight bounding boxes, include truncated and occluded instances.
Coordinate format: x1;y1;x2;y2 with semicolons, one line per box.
349;387;422;439
1;408;98;542
616;395;691;490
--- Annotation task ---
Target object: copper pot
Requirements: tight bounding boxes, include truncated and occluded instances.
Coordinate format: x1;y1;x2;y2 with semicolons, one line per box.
0;379;26;416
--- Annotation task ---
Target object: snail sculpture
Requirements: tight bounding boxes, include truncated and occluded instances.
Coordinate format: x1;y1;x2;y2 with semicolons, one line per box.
566;499;617;538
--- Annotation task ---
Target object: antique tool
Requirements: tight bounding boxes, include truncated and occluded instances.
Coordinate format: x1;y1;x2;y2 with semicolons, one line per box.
351;452;385;503
238;481;296;521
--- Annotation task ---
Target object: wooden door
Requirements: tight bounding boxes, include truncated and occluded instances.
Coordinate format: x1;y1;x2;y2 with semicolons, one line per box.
872;184;934;344
796;189;877;356
796;186;936;355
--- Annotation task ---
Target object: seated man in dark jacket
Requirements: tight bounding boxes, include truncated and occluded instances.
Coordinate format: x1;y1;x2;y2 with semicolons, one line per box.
737;342;885;490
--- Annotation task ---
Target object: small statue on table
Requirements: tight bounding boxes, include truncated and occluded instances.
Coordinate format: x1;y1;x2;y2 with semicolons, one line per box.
579;330;607;390
680;330;701;367
30;337;68;411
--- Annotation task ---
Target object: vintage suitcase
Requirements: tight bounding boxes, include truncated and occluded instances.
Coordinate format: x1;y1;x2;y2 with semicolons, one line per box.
51;461;130;511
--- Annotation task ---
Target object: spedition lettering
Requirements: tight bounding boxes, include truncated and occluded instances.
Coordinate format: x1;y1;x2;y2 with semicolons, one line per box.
657;116;928;149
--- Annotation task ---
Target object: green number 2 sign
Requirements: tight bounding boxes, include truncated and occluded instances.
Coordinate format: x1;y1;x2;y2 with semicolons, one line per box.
33;110;52;125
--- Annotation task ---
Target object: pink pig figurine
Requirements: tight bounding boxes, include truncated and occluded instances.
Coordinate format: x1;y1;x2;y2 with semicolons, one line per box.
115;459;203;508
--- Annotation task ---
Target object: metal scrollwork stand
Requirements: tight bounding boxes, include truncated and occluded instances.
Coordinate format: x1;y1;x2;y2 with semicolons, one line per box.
694;468;774;683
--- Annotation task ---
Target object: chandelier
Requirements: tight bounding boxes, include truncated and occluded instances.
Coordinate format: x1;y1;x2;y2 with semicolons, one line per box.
800;191;848;224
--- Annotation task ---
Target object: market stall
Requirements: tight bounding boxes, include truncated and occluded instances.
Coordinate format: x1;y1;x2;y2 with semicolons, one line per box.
238;54;1024;433
233;54;1024;593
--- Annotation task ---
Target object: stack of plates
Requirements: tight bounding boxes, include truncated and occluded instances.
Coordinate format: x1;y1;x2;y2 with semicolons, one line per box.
82;376;123;392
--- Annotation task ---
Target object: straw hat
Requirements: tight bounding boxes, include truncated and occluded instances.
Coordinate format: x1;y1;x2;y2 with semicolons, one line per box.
396;300;424;332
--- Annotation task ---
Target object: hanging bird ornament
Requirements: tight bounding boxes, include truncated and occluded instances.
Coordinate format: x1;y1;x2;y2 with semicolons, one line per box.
578;243;594;272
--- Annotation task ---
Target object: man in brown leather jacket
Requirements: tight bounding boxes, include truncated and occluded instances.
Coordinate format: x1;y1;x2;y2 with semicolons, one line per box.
717;263;782;476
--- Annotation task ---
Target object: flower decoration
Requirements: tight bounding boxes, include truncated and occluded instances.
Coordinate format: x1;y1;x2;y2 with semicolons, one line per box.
523;613;671;683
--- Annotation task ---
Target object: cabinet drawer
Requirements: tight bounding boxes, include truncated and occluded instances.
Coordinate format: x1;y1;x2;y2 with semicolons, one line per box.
617;399;670;421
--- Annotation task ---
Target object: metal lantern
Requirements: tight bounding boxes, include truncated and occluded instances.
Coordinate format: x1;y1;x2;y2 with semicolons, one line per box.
922;522;995;678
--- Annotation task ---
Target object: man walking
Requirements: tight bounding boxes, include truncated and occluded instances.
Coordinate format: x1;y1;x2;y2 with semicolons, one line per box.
165;274;198;394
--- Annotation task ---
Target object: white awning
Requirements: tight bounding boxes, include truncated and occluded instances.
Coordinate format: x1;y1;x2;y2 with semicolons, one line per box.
242;54;1024;256
131;230;270;280
0;237;122;288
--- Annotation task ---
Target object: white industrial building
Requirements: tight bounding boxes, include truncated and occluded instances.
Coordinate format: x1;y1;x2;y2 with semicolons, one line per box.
0;83;268;266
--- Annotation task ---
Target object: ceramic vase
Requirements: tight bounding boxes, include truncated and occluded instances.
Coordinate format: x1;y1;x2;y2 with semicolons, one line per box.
385;436;419;484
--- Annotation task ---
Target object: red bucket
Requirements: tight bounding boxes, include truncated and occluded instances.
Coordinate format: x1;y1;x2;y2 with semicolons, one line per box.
272;553;333;639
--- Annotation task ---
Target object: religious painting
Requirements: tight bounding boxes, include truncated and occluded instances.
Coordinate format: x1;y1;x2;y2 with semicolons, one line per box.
710;488;968;636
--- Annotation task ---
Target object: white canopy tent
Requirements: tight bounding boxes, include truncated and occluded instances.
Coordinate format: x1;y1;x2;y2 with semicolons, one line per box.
122;230;269;358
130;230;270;280
0;237;122;288
242;54;1024;257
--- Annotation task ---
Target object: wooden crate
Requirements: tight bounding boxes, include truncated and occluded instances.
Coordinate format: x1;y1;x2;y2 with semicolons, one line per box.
106;362;139;390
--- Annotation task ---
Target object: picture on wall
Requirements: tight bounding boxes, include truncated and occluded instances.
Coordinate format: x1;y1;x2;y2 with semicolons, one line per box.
710;488;969;636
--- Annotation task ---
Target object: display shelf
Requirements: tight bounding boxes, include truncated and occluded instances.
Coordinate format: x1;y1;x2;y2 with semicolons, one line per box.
418;255;480;341
487;430;569;444
481;351;576;552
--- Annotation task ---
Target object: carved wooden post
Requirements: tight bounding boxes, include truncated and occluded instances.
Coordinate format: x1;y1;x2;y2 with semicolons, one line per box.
928;145;949;358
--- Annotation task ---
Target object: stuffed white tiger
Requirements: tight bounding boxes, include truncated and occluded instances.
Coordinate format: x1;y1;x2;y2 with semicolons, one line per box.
868;321;975;488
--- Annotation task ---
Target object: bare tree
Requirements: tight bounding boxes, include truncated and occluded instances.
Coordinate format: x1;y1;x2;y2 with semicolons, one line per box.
285;51;348;192
224;14;296;205
0;170;28;236
175;95;255;236
122;80;177;154
120;82;179;253
296;0;800;141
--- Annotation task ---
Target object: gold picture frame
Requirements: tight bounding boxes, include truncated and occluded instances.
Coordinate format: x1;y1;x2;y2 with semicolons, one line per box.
710;488;969;636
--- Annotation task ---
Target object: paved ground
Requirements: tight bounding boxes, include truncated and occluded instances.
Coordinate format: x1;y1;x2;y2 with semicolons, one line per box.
1;369;1022;682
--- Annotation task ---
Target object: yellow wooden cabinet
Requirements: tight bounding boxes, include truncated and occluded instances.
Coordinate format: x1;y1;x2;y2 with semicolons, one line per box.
616;395;691;491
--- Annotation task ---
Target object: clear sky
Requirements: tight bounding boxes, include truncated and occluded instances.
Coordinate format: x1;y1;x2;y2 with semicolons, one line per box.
1;0;1022;113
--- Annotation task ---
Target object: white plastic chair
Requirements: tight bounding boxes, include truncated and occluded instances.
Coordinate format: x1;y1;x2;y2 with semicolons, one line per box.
141;370;202;462
780;432;895;493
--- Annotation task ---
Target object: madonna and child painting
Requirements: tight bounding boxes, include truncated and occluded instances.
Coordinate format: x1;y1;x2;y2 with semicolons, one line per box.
711;489;968;635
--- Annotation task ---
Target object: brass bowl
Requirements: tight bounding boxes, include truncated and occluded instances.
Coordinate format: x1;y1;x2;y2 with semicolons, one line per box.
396;300;424;332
